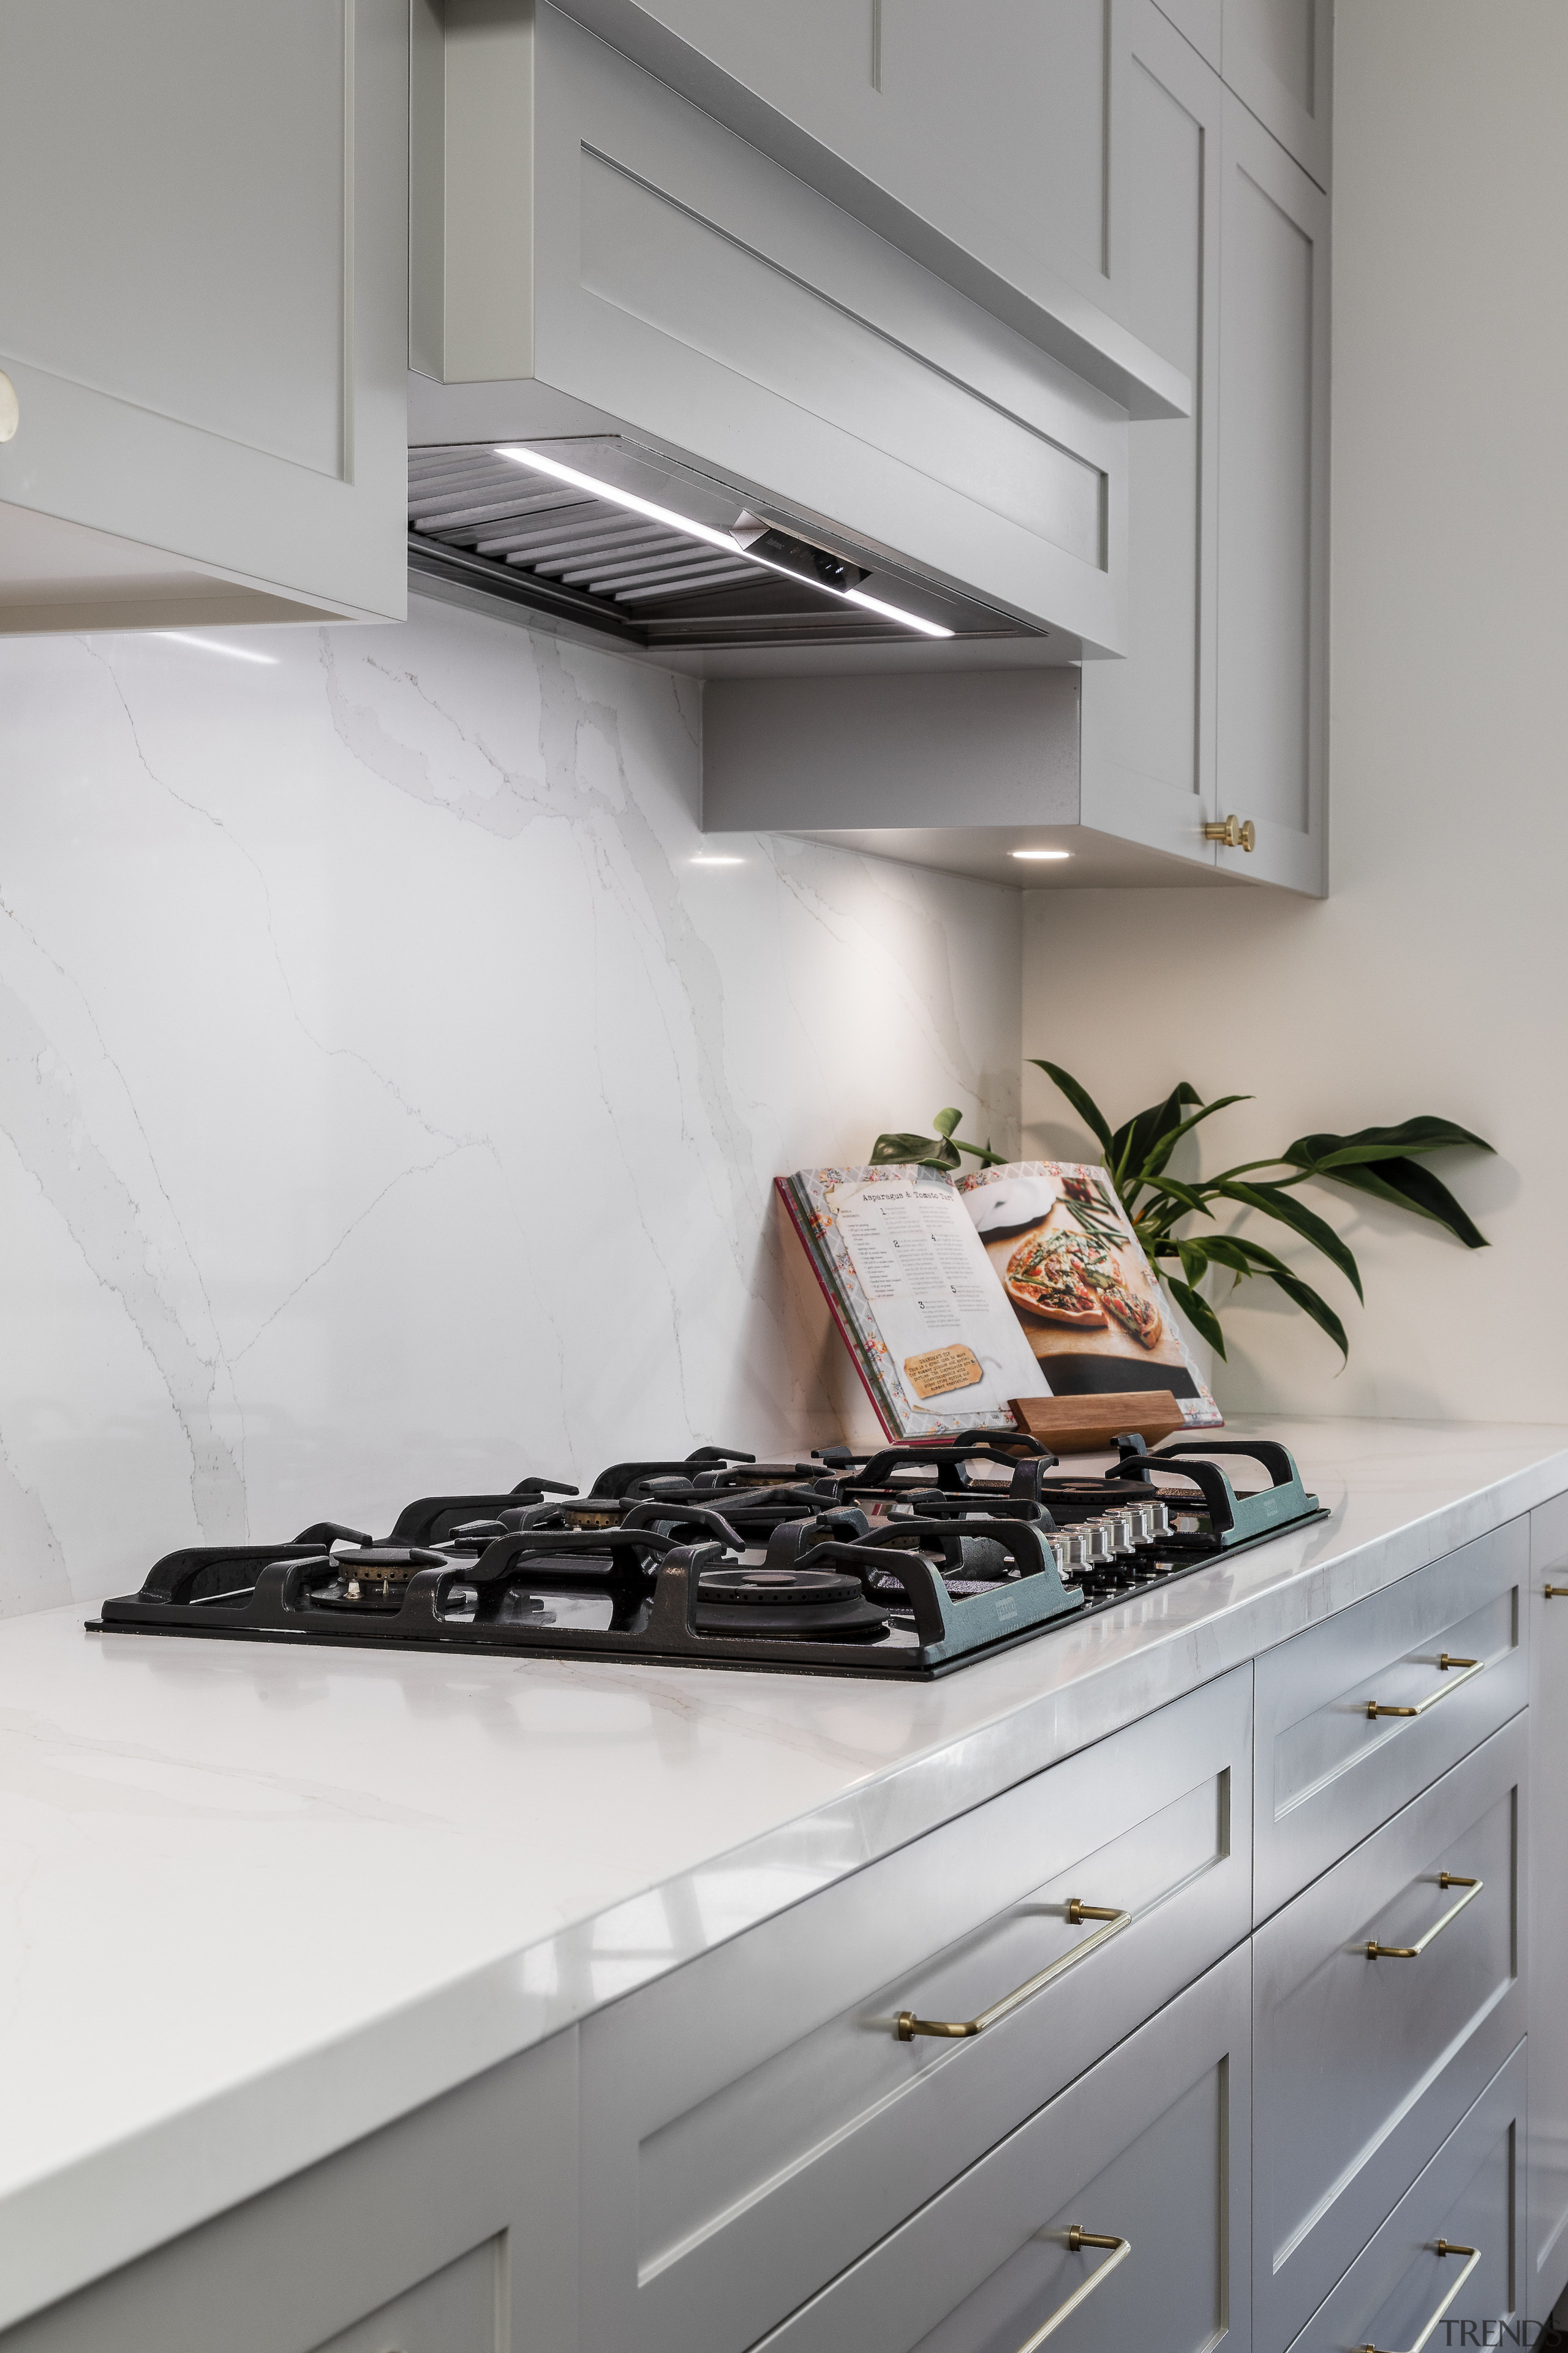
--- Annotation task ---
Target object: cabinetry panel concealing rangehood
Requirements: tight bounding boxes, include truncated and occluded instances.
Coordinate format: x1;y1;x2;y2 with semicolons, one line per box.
409;0;1180;670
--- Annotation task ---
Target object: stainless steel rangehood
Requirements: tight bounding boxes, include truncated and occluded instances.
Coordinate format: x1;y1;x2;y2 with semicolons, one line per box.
407;435;1006;654
409;1;1189;672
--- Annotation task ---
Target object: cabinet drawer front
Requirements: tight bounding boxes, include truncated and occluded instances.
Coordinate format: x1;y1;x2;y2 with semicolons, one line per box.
757;1944;1250;2353
309;2241;500;2353
0;2030;576;2353
1254;1518;1526;1919
1254;1717;1526;2350
1285;2041;1525;2353
579;1669;1251;2353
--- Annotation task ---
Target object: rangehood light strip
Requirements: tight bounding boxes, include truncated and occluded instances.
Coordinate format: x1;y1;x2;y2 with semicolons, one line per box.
495;448;954;639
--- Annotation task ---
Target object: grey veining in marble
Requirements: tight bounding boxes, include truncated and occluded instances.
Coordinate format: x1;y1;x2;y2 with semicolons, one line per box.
0;598;1020;1613
0;1415;1564;2330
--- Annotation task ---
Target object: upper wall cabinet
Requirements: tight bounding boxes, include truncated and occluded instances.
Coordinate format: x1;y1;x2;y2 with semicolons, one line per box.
697;0;1328;896
0;0;409;633
1216;88;1329;894
1221;0;1331;186
1079;2;1223;875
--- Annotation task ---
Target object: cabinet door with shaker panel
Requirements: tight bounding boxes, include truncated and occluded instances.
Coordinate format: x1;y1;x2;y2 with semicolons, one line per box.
1213;86;1329;894
0;2033;577;2353
1528;1492;1568;2324
548;0;1158;375
752;1945;1251;2353
1079;1;1223;872
0;0;408;634
1221;0;1331;188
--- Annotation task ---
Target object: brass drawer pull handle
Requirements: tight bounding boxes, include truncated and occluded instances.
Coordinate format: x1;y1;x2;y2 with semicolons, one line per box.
1366;1654;1483;1718
1360;2238;1480;2352
896;1901;1129;2040
1545;1584;1568;1598
1366;1875;1483;1959
1011;2227;1131;2349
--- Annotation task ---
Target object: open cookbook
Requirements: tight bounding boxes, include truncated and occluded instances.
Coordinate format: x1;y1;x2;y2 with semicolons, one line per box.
778;1159;1223;1440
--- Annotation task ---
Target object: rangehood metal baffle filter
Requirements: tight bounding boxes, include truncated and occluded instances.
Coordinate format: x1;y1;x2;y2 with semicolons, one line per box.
90;1438;1324;1681
406;440;1041;653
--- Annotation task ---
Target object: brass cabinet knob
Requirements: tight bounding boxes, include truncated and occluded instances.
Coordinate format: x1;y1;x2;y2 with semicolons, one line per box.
0;370;17;443
1203;813;1256;851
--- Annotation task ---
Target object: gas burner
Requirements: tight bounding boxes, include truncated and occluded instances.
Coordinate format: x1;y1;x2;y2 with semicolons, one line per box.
88;1439;1322;1679
694;1565;890;1641
315;1546;447;1606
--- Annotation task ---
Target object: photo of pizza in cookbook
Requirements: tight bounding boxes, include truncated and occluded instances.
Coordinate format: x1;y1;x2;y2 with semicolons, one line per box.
956;1162;1221;1426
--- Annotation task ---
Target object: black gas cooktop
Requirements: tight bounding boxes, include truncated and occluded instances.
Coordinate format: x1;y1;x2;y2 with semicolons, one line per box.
88;1433;1324;1681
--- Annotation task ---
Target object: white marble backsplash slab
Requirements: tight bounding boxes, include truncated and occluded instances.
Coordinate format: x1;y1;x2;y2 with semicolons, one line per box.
0;598;1020;1613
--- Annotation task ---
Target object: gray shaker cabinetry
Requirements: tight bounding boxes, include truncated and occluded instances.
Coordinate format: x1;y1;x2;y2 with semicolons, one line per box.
541;0;1166;393
1079;1;1224;873
1253;1516;1528;1922
0;0;409;633
415;2;1131;657
1077;4;1334;897
1251;1716;1527;2350
576;1670;1250;2353
0;2030;578;2353
756;1944;1251;2353
1221;0;1332;188
1284;2040;1526;2353
638;0;1329;900
1528;1492;1568;2322
1215;87;1330;894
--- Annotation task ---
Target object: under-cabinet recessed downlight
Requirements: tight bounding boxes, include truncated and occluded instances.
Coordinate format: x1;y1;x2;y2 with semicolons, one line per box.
1009;848;1072;862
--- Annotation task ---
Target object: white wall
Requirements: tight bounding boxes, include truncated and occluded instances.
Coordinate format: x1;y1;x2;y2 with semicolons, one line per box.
0;595;1019;1612
1024;1;1567;1424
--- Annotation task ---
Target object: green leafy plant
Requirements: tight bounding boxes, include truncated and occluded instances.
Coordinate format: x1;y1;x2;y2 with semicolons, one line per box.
1030;1061;1494;1361
869;1106;1006;1173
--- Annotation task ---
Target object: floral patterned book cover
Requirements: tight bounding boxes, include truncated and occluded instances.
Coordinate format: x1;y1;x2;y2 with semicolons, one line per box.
778;1159;1221;1441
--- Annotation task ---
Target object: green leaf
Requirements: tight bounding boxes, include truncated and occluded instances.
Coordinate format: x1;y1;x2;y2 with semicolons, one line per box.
869;1131;956;1170
933;1107;962;1139
1210;1181;1365;1301
1284;1117;1493;1168
1189;1235;1350;1360
1261;1266;1350;1361
1175;1237;1212;1286
1029;1061;1114;1153
1109;1082;1201;1187
1200;1234;1280;1279
1134;1094;1252;1184
1137;1176;1215;1223
1310;1156;1490;1249
1163;1275;1227;1358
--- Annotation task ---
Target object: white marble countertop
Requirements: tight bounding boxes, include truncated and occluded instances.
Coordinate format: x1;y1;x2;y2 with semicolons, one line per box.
3;1415;1565;2330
